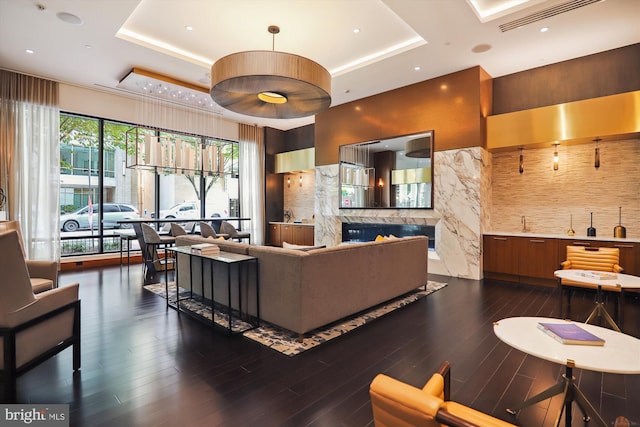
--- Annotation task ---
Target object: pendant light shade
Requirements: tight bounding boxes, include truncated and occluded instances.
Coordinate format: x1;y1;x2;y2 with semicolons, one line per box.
210;26;331;119
405;135;432;158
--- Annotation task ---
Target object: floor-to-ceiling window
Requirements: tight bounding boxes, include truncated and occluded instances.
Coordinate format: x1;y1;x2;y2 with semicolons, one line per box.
59;112;239;256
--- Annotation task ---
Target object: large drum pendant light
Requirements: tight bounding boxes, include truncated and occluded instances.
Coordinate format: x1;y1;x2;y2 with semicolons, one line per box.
210;26;331;119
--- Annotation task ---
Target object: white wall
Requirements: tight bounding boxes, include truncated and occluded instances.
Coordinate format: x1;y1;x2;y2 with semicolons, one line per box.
59;83;239;141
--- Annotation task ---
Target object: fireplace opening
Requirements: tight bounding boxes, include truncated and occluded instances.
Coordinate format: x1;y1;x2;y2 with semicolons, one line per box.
341;222;435;250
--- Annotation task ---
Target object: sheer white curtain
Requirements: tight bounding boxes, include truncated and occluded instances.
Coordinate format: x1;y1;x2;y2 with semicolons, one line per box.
0;70;60;260
238;124;265;245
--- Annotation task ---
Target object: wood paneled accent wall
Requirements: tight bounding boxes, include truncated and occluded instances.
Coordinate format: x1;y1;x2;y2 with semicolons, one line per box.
314;66;493;166
493;43;640;114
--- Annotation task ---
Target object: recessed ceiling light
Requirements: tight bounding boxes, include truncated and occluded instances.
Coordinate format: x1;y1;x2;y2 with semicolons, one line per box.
185;25;193;31
56;12;83;25
353;28;360;34
540;27;549;33
84;44;92;49
25;49;34;54
414;66;421;71
471;43;492;53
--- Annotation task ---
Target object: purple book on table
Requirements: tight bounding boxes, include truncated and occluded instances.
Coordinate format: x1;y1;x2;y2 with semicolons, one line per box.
537;322;605;346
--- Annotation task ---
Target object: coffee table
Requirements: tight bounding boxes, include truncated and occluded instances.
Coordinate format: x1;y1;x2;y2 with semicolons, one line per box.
494;316;640;427
555;269;640;332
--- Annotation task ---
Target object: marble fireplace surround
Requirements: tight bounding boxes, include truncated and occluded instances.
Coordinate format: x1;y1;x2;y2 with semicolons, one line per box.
313;147;489;280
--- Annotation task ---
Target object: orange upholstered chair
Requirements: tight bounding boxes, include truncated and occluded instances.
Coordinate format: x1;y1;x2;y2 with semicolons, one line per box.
559;245;624;320
370;361;517;427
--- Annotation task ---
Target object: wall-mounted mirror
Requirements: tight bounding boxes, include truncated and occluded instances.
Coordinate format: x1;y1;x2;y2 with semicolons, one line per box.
339;131;433;209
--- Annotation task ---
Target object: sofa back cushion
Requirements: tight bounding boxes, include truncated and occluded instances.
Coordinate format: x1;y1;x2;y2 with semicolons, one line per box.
175;235;250;255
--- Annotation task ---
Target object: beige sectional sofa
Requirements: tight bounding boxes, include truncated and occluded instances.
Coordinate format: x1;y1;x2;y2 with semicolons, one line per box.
174;235;429;336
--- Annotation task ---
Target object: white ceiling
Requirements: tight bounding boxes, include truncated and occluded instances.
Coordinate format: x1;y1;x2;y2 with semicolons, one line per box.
1;0;638;131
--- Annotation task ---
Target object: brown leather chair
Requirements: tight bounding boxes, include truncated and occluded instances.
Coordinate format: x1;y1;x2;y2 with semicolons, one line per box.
370;361;517;427
0;230;80;402
559;245;624;320
0;220;58;293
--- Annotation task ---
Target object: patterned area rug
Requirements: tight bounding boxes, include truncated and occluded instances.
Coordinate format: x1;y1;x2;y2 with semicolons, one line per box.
144;282;256;333
144;280;447;356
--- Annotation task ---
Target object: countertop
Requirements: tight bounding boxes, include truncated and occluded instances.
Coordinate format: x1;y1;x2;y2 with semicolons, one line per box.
269;221;314;227
485;232;640;244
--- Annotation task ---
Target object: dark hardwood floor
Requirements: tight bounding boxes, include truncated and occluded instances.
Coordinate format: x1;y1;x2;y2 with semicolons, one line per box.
10;264;640;426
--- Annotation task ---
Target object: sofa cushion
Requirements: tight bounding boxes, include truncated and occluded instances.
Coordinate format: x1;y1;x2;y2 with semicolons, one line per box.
282;241;326;251
175;235;250;255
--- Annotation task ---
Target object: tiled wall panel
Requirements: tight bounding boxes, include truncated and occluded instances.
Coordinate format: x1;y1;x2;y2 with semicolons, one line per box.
491;139;640;238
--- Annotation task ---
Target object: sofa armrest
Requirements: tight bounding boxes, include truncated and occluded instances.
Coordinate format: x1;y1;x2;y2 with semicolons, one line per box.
614;264;624;274
26;260;59;288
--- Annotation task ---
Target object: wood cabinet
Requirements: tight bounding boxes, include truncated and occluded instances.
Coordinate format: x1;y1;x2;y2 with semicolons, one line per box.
269;223;315;247
269;223;282;247
484;234;640;286
517;237;558;281
483;235;518;276
609;242;638;276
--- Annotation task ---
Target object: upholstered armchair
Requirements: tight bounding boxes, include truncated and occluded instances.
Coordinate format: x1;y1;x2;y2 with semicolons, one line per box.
0;220;58;293
559;245;624;319
0;230;80;402
370;361;517;427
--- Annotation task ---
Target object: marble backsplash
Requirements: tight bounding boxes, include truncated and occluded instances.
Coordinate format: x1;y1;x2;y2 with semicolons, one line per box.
314;147;489;279
283;170;315;222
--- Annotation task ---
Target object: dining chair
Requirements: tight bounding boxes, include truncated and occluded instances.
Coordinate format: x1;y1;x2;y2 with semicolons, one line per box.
199;221;229;239
183;222;196;234
0;230;81;402
141;223;176;283
559;245;624;321
170;223;187;237
220;221;250;244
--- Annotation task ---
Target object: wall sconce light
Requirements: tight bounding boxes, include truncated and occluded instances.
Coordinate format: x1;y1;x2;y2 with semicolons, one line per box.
299;175;303;187
552;143;559;171
518;147;524;174
122;160;127;176
593;137;601;169
287;176;291;188
378;178;384;187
